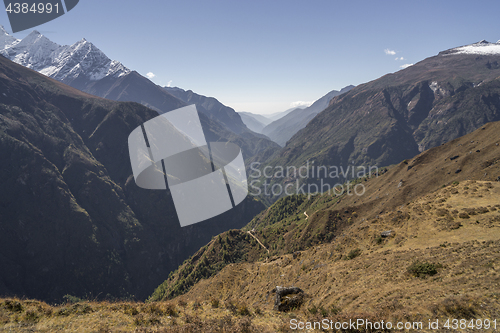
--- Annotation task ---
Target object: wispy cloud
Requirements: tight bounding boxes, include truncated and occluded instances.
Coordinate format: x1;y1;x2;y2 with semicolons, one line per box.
167;80;172;87
146;72;156;79
395;56;404;61
400;63;414;69
290;101;313;108
384;49;396;55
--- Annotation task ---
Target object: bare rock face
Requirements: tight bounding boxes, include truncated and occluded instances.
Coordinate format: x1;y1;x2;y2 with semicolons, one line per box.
381;230;393;238
273;286;304;312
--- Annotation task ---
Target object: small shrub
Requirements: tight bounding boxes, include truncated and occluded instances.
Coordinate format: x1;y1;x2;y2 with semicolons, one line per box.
407;261;438;278
177;299;187;308
435;208;449;217
477;207;489;214
184;314;194;324
345;248;361;260
308;305;318;315
22;309;40;323
123;304;139;316
133;313;161;326
192;300;201;310
143;303;163;316
2;299;24;313
237;317;254;333
375;236;383;244
319;306;328;317
164;302;178;317
63;294;85;304
210;298;219;308
225;299;237;315
431;296;478;319
56;303;93;316
237;303;251;316
329;304;341;315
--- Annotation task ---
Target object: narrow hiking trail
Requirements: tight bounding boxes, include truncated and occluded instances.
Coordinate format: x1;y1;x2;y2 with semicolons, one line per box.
247;230;269;253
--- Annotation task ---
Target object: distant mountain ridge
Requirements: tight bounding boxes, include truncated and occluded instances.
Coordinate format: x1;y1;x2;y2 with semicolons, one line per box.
257;40;500;201
238;112;268;133
0;25;18;50
0;26;184;117
163;86;248;135
262;85;355;146
238;108;300;134
266;107;302;122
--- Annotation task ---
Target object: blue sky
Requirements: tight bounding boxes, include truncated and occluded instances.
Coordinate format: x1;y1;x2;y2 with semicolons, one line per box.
2;0;499;114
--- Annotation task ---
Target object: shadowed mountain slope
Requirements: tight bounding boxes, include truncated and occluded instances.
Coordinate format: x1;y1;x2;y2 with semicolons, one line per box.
0;56;265;302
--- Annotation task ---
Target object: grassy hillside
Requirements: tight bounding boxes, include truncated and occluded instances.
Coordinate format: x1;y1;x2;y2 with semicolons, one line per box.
3;183;498;332
0;297;290;332
150;120;500;303
182;180;500;319
108;121;500;332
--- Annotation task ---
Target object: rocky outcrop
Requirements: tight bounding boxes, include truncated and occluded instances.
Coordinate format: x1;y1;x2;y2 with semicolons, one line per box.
273;286;304;312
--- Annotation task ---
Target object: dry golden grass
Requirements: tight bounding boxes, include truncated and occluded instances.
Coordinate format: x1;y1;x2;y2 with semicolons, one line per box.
0;297;298;332
177;181;500;330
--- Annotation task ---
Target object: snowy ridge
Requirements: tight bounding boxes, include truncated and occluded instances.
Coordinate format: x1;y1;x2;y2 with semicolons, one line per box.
0;25;19;50
445;40;500;56
0;27;130;82
2;31;63;71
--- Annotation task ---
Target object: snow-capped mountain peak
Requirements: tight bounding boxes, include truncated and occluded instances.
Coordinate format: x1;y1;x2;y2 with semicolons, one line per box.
0;25;19;50
1;30;62;72
444;40;500;56
1;28;130;83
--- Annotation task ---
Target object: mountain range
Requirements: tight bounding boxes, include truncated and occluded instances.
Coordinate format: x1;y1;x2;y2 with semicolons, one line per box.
238;108;299;134
163;86;249;135
251;40;500;202
2;26;500;318
0;26;279;161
